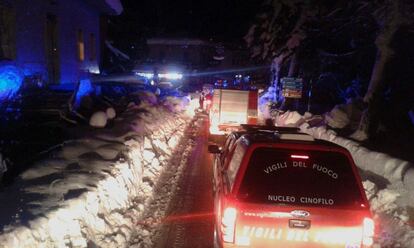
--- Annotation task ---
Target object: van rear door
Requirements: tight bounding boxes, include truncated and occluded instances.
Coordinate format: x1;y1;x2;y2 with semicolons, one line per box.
210;89;258;134
219;89;249;124
231;146;372;247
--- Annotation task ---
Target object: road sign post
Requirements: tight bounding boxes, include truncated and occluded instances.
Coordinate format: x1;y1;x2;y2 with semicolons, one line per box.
281;77;303;99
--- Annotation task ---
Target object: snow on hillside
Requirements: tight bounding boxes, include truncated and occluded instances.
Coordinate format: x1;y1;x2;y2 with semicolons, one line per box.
273;110;414;247
0;94;198;248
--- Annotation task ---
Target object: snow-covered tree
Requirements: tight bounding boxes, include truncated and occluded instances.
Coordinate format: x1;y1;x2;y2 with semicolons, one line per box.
247;0;414;141
352;0;414;140
245;0;315;103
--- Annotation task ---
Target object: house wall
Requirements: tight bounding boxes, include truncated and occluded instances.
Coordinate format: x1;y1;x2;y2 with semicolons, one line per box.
10;0;101;85
58;0;100;84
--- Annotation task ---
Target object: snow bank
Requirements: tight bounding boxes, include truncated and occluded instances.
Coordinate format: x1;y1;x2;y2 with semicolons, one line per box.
275;111;413;185
89;111;108;128
0;96;195;247
275;110;414;247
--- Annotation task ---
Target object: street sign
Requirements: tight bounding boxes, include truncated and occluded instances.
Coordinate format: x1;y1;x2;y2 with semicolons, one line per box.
281;77;303;98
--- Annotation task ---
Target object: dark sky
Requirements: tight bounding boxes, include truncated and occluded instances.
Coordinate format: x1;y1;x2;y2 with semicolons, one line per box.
112;0;263;43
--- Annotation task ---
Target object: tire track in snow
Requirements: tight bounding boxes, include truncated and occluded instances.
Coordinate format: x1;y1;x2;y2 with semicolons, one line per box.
128;116;200;247
152;114;214;248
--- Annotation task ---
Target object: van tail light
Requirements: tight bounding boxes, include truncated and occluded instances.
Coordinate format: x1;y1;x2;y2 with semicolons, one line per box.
221;207;237;243
362;217;375;246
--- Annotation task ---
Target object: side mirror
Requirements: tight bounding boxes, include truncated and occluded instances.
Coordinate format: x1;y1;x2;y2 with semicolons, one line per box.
208;144;221;154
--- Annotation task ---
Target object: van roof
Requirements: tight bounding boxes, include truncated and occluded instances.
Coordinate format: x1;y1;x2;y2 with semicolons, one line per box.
236;129;344;150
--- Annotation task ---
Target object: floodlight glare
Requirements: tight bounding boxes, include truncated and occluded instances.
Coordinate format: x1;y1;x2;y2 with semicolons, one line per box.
158;72;183;80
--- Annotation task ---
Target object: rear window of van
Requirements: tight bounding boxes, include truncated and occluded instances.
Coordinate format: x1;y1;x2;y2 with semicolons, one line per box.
237;147;365;208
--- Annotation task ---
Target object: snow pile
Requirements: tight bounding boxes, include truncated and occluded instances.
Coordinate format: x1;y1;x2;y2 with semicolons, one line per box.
0;96;195;247
136;91;158;106
324;99;365;130
324;106;349;129
106;107;116;119
274;110;414;247
162;96;191;113
89;111;108;128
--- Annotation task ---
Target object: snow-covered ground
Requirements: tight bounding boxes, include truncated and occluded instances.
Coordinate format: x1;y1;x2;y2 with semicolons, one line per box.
0;94;199;248
273;110;414;247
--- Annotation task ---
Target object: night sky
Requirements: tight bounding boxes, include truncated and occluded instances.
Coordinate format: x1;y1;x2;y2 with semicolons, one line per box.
111;0;263;43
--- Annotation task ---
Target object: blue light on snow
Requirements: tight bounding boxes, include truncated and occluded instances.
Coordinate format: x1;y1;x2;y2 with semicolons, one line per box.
0;65;23;102
74;78;94;108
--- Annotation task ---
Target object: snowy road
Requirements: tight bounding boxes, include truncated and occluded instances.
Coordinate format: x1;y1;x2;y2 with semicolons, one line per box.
153;114;214;248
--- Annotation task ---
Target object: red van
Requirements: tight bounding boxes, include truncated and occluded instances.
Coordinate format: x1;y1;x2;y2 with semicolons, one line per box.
209;128;374;248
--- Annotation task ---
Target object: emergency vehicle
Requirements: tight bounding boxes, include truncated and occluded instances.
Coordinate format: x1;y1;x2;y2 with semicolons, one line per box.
209;89;258;134
208;126;375;248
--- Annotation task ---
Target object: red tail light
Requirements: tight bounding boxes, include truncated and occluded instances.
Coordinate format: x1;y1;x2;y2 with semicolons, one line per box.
221;207;237;243
362;217;375;246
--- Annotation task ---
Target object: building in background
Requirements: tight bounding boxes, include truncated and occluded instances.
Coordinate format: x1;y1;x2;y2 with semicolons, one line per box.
138;38;268;90
145;38;214;70
0;0;122;87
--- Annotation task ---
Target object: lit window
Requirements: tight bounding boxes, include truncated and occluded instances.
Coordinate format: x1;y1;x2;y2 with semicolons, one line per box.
77;29;84;61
